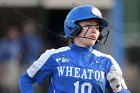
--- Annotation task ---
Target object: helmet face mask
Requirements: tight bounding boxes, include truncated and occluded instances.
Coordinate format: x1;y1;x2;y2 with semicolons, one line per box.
64;5;109;44
65;20;82;38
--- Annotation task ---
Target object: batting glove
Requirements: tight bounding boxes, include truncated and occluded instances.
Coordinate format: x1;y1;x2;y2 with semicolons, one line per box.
107;65;127;93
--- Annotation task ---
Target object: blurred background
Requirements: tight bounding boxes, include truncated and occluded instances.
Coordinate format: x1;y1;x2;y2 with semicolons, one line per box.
0;0;139;93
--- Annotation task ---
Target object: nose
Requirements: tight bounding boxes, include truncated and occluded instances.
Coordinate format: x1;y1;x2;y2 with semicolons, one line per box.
90;26;99;33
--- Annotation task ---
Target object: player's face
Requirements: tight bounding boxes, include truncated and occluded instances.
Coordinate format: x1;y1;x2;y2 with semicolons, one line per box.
73;19;100;47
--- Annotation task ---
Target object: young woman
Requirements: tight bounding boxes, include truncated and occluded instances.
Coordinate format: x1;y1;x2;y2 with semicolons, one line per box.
19;5;131;93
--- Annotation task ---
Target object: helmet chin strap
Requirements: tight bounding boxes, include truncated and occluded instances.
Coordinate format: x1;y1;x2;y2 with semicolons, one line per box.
77;35;97;40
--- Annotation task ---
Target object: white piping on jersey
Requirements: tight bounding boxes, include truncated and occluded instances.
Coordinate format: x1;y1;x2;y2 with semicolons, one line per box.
51;78;56;93
92;49;122;75
27;46;70;78
92;50;128;88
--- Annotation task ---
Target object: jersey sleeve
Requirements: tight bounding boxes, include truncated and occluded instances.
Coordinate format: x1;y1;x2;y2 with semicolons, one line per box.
19;72;35;93
19;49;57;93
106;55;131;93
27;49;57;84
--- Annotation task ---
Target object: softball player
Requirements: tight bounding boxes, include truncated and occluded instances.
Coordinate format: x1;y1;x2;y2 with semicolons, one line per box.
19;5;131;93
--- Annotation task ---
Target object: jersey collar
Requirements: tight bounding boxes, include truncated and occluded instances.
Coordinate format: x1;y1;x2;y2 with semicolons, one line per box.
70;43;93;55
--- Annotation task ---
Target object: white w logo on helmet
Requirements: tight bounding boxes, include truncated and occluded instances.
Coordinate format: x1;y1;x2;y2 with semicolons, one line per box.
91;7;102;18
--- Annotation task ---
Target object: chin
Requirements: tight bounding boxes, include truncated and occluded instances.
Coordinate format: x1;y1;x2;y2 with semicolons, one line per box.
90;41;96;45
87;42;96;47
83;39;96;47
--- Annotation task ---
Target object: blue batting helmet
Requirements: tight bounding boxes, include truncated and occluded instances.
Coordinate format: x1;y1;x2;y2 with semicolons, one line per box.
64;5;109;38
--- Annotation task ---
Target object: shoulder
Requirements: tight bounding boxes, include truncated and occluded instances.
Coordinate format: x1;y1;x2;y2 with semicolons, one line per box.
44;46;71;55
92;49;114;60
38;46;71;62
27;46;71;78
92;49;121;72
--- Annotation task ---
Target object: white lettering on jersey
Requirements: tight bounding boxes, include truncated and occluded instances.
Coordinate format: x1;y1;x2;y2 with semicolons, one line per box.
94;70;100;81
87;69;94;79
65;66;73;76
100;71;105;81
57;66;105;81
74;67;80;78
81;69;87;79
57;66;65;77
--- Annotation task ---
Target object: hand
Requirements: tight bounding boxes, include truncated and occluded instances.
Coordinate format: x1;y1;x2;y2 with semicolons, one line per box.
107;65;127;93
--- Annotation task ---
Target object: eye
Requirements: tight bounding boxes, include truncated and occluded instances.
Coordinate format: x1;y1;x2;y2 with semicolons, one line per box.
95;26;100;30
82;24;91;27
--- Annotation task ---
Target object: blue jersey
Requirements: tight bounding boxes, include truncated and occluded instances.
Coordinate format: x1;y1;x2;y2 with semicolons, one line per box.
19;43;131;93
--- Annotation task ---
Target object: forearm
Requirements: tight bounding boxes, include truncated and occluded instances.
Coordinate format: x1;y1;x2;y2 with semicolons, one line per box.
19;72;35;93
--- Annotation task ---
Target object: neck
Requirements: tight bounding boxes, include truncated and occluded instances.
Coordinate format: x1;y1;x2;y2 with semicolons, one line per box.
70;42;93;55
73;38;87;47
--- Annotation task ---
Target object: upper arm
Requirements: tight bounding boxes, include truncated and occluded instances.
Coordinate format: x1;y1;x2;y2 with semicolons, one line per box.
19;49;57;93
27;49;57;84
106;55;122;77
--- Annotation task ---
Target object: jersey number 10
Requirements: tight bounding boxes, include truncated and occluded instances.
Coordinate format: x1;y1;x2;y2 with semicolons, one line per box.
74;81;92;93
